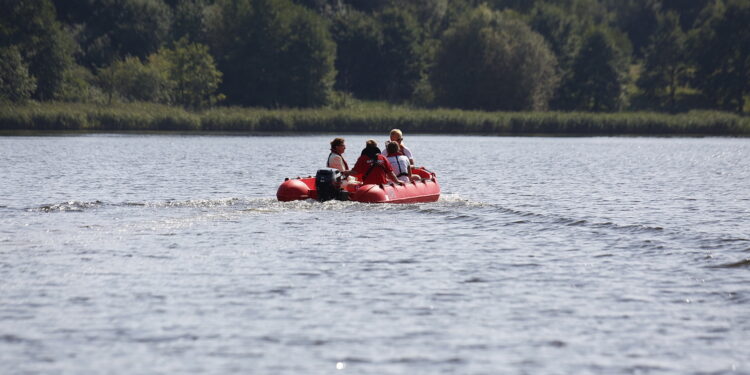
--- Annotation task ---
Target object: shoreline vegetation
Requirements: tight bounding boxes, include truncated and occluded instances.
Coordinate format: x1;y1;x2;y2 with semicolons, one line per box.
1;102;748;136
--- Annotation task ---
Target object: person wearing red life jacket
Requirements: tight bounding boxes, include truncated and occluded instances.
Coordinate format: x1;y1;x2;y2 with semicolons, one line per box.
349;139;402;185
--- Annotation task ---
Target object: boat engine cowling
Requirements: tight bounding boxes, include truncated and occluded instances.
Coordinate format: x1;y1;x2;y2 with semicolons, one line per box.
315;169;348;202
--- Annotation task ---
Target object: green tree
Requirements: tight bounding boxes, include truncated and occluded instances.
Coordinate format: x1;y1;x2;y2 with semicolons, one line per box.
486;0;542;14
691;0;750;113
378;7;424;101
0;47;37;102
56;64;105;103
206;0;335;107
430;5;560;111
637;11;688;112
530;3;582;74
391;0;448;37
157;39;223;108
98;56;171;103
557;28;629;111
79;0;172;68
331;10;383;99
0;0;73;100
172;0;209;43
569;0;611;29
340;0;389;13
331;6;427;102
661;0;711;30
53;0;95;24
281;10;336;106
604;0;660;58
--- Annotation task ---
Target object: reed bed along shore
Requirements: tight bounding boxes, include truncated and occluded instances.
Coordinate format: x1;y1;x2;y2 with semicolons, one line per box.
1;102;748;135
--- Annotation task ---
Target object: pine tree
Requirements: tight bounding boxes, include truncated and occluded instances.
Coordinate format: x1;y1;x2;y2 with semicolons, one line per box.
691;0;750;113
637;11;688;112
559;29;627;112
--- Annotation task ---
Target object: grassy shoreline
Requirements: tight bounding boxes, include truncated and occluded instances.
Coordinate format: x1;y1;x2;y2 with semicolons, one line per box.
1;102;748;136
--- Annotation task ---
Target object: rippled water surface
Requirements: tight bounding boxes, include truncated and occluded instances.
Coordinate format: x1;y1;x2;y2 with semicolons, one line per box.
1;134;749;374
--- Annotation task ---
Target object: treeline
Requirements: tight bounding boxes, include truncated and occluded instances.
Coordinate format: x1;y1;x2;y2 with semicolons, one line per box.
1;0;749;114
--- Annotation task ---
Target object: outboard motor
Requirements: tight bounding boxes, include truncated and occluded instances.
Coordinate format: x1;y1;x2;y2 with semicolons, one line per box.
315;169;348;202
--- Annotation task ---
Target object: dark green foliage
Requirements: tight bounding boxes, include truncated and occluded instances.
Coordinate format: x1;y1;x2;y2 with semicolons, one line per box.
691;0;750;113
486;0;543;13
660;0;711;31
53;0;95;24
637;11;688;112
431;5;560;111
568;0;610;28
6;0;750;116
78;0;172;68
172;0;209;43
0;47;37;102
207;0;335;107
282;11;336;107
0;0;73;100
378;7;424;101
331;7;425;102
604;0;660;58
389;0;449;37
557;28;628;111
341;0;390;13
331;10;383;99
530;3;582;73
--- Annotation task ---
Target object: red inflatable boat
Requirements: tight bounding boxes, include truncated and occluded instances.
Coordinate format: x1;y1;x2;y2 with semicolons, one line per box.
277;167;440;204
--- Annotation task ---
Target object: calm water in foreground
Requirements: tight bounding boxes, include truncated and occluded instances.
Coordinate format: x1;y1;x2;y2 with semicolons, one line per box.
1;134;749;374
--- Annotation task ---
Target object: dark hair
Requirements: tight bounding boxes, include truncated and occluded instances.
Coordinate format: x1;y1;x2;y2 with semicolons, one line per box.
330;137;345;151
361;139;381;159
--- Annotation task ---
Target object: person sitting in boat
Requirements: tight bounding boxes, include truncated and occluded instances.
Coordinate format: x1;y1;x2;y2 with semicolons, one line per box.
389;129;414;166
385;141;414;183
349;139;402;185
327;137;349;172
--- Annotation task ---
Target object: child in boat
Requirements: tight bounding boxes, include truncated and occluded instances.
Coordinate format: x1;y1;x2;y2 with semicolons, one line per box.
385;141;413;182
389;129;414;166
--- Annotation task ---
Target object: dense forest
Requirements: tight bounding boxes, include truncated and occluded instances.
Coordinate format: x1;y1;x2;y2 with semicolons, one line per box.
1;0;749;114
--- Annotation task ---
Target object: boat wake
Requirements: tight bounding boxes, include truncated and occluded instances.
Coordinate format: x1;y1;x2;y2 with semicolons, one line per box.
28;194;478;214
35;200;106;212
24;195;749;262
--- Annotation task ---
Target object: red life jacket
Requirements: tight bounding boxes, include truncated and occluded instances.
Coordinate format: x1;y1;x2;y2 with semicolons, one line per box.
352;154;393;185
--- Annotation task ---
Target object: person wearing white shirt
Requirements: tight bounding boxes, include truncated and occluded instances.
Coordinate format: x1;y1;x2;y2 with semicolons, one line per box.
327;137;349;172
389;129;414;165
385;141;413;182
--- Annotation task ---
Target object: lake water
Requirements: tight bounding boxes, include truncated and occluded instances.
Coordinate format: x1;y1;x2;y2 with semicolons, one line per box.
1;134;749;374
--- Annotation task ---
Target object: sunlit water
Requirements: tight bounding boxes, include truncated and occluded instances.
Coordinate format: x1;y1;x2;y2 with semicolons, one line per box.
1;134;748;374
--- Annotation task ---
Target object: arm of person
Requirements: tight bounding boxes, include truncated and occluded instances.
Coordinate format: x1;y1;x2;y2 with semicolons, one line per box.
388;171;404;184
401;146;415;165
347;156;366;178
329;155;346;172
